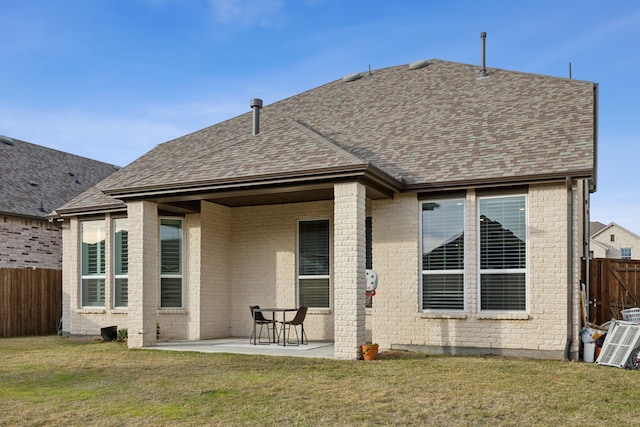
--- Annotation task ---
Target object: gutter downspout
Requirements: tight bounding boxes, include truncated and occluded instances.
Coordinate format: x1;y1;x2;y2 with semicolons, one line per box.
565;177;574;361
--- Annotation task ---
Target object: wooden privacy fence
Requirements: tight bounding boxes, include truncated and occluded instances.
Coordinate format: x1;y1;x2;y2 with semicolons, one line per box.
588;258;640;325
0;268;62;338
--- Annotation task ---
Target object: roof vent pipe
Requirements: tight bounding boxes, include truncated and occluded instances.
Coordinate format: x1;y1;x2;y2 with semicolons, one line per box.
480;32;488;77
250;98;263;135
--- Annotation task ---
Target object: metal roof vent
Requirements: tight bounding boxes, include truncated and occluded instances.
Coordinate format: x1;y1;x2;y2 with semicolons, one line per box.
0;135;15;146
409;59;429;70
250;98;263;136
479;32;489;78
28;180;38;187
342;72;361;82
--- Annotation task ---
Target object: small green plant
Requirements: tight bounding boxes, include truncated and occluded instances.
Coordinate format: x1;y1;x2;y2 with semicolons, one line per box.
117;328;128;342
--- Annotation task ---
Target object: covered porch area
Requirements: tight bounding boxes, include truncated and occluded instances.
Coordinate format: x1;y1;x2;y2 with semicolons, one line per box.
123;176;396;360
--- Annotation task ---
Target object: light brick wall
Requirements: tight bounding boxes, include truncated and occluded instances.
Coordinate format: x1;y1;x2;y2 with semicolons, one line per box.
372;183;579;358
230;200;335;339
61;180;584;359
370;193;420;348
197;201;232;338
0;215;61;269
128;201;159;347
333;182;366;359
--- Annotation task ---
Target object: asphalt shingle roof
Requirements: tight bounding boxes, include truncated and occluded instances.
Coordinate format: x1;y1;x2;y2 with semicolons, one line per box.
0;136;120;218
57;59;596;214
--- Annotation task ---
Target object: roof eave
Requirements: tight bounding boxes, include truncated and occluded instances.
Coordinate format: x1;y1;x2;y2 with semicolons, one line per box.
404;170;594;193
52;202;127;218
104;165;403;200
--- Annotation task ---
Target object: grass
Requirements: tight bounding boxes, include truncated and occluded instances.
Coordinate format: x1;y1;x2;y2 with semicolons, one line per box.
1;336;640;426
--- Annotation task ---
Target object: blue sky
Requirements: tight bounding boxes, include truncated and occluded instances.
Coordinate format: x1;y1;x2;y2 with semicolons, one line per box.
1;1;639;233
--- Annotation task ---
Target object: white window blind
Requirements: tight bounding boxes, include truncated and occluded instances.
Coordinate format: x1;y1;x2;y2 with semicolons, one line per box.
81;220;106;307
422;200;464;310
298;220;330;308
160;218;183;308
479;195;526;311
114;218;128;308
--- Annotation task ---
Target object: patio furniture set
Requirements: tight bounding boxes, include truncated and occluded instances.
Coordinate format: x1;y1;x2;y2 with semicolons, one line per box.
250;306;308;346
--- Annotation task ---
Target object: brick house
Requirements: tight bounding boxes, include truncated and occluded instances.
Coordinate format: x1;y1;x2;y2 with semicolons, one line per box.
53;59;597;360
0;136;119;269
590;221;640;260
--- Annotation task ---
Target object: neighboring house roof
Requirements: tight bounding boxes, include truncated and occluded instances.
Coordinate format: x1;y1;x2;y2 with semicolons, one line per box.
0;135;120;219
591;222;640;241
55;59;597;216
590;221;607;236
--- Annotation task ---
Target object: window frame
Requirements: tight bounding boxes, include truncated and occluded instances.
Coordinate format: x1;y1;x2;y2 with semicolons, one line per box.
80;219;106;308
297;218;331;309
113;217;129;309
477;194;528;313
159;217;184;309
420;198;466;311
621;248;632;259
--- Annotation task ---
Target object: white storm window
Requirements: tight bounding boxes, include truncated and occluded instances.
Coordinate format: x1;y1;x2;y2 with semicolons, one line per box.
113;218;128;308
298;219;330;308
421;199;465;310
621;248;632;259
160;218;183;308
81;220;106;307
479;195;527;311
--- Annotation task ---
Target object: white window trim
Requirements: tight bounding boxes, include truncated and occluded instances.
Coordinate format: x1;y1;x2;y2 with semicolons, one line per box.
159;217;185;309
420;199;466;312
297;218;332;309
476;194;529;313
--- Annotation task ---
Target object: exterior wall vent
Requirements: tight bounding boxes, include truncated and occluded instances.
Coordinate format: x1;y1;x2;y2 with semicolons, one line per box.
342;72;361;82
409;60;429;70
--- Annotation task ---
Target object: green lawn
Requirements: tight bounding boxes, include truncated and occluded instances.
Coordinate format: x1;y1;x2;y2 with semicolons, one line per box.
1;336;639;426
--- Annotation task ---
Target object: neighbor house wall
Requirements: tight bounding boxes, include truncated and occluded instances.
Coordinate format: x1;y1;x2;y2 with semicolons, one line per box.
591;224;640;260
372;183;577;359
0;215;61;269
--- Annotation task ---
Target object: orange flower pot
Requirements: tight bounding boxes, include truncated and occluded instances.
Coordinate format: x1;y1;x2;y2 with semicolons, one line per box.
362;344;379;361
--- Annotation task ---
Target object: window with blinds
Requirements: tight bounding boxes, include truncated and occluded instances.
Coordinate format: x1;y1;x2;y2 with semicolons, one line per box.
114;218;128;308
421;199;465;310
81;220;106;307
479;195;526;311
298;219;330;308
160;218;183;308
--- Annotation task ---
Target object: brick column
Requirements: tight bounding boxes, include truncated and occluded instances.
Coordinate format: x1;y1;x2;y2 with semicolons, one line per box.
127;201;159;348
333;182;366;359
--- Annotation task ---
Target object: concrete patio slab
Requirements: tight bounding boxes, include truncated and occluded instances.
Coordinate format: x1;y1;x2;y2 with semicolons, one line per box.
150;338;336;359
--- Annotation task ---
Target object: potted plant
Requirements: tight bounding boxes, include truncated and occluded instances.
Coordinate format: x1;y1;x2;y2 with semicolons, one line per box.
361;343;379;361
